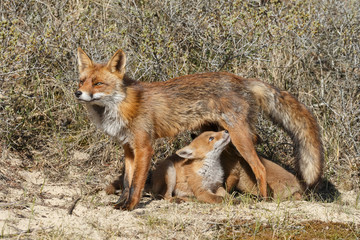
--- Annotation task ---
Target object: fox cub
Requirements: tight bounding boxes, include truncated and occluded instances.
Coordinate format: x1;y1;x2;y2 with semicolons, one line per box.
151;130;230;203
222;145;303;200
106;131;302;202
151;131;302;202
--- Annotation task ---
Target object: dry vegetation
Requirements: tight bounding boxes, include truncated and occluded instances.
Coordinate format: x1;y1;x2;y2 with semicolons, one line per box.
0;0;359;239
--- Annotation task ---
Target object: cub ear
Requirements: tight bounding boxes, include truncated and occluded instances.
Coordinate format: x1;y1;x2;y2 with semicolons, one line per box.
176;146;195;159
107;49;126;74
77;47;93;73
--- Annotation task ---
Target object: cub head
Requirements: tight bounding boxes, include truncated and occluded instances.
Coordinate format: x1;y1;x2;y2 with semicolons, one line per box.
75;48;127;105
176;130;231;160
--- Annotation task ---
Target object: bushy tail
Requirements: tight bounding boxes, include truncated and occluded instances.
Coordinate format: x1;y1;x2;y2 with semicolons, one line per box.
248;80;324;188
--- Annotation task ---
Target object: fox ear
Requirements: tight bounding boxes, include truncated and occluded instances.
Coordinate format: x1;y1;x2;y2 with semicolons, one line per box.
77;47;93;72
176;147;195;159
107;49;126;74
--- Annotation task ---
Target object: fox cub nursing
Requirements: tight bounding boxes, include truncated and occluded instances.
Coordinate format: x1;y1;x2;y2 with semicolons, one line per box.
107;131;302;203
150;131;302;202
106;131;230;203
151;131;230;203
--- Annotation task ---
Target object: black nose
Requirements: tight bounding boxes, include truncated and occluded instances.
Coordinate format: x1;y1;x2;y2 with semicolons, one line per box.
224;130;229;133
75;91;82;98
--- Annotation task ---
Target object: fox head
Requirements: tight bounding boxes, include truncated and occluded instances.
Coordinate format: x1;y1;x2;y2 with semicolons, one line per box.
75;48;127;105
176;130;230;160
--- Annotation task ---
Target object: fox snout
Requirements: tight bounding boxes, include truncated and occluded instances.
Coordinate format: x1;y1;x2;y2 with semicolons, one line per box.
75;90;82;98
222;130;230;142
74;90;91;101
74;89;100;102
216;130;231;150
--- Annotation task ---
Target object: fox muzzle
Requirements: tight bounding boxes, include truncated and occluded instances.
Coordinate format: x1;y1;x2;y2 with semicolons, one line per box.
75;90;93;102
75;90;82;98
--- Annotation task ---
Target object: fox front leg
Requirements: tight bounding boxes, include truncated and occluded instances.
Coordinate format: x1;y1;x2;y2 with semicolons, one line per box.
113;144;134;209
114;136;153;210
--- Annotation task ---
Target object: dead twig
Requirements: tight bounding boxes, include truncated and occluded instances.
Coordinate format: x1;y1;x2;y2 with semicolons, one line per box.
68;196;81;215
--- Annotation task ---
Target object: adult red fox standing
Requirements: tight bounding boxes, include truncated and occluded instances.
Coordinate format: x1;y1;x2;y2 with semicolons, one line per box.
151;131;230;203
75;48;323;210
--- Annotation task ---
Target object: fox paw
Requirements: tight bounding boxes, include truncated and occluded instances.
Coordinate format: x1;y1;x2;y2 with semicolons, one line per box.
113;187;139;210
114;198;138;211
113;189;129;209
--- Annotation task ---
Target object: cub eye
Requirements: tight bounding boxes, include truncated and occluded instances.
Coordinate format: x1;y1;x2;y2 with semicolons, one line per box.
209;137;214;142
79;80;84;85
94;82;103;86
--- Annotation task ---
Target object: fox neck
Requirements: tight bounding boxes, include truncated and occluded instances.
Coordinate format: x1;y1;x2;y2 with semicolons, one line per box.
197;153;224;192
85;91;131;144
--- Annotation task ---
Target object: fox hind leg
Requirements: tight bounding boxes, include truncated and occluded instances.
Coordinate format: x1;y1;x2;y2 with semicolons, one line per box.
226;122;268;198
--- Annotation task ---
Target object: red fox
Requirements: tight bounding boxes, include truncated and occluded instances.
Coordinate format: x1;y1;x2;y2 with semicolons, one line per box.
151;130;230;203
76;48;323;210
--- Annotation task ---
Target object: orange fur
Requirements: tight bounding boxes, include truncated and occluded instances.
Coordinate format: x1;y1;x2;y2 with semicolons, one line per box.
221;145;303;200
76;48;323;210
151;131;229;204
109;131;302;202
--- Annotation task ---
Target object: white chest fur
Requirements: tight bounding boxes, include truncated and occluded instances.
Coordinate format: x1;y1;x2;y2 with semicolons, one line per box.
85;102;130;144
197;157;224;192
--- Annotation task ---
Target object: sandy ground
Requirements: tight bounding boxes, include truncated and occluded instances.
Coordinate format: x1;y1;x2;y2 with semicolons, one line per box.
1;154;360;239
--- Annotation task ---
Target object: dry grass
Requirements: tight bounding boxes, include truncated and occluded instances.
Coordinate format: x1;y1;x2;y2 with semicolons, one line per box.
1;0;358;190
0;0;359;238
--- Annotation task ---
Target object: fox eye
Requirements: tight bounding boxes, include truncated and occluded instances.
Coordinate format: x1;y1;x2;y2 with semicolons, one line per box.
209;137;214;142
94;82;103;86
79;80;84;85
